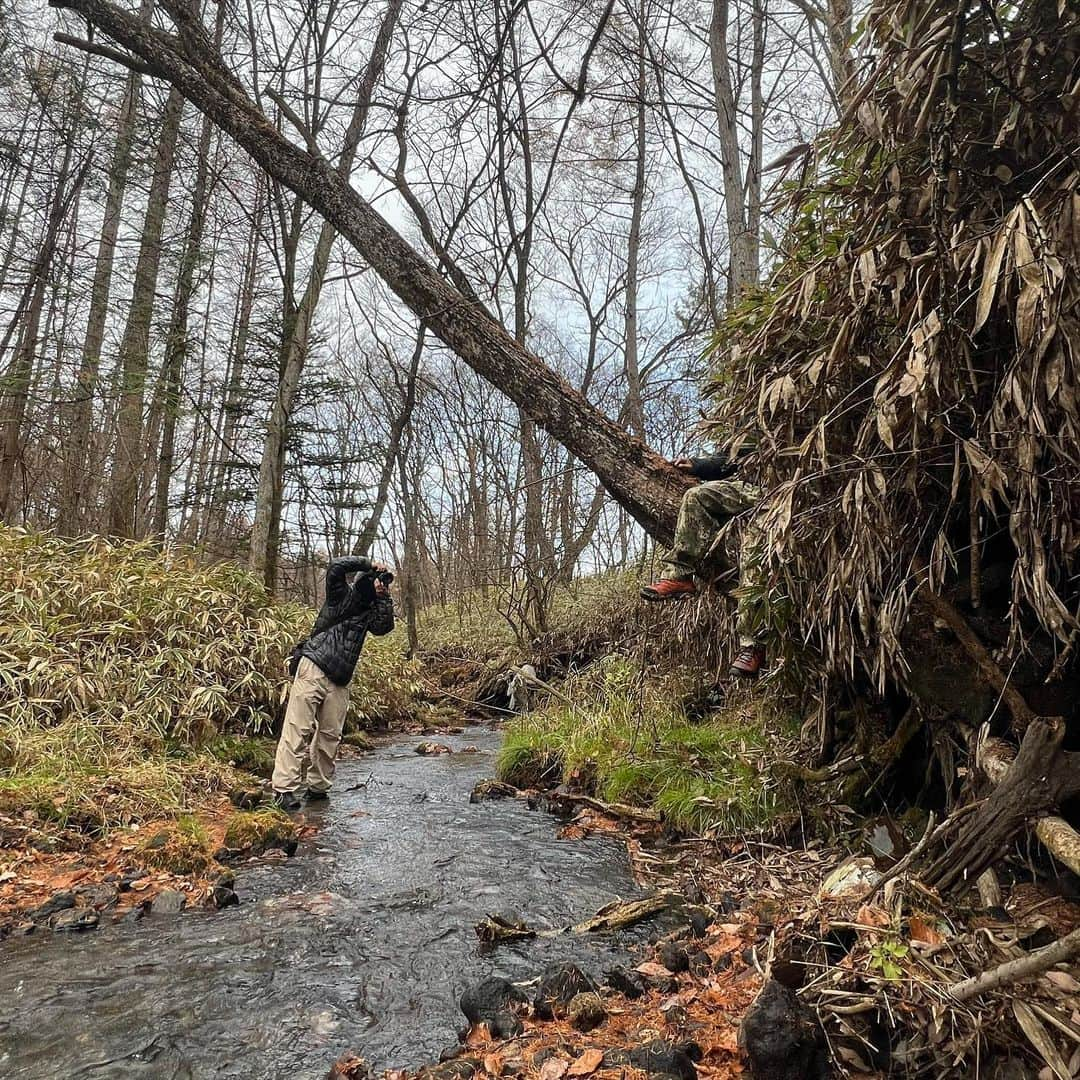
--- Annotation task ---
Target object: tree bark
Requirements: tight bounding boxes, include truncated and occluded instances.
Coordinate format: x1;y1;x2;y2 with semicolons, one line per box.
52;0;689;544
61;0;154;533
106;82;185;537
709;0;757;300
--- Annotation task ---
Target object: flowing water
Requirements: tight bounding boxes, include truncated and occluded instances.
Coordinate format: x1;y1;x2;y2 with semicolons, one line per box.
0;728;647;1080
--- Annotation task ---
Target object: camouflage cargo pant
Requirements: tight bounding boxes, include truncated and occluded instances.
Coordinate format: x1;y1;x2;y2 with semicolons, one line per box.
660;479;765;646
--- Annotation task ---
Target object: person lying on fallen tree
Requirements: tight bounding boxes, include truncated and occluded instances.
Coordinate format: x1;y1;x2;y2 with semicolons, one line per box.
640;449;767;679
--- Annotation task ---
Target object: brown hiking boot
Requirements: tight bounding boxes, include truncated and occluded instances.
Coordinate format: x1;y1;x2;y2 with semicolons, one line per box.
729;644;766;678
641;578;697;602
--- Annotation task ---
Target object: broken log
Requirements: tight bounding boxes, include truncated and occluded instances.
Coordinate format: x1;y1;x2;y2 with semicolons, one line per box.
978;736;1080;879
949;927;1080;1003
549;791;662;826
473;892;681;946
916;583;1080;895
923;717;1080;894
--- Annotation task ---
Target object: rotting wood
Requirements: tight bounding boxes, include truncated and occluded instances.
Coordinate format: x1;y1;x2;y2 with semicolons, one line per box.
549;791;662;826
474;892;681;945
948;927;1080;1003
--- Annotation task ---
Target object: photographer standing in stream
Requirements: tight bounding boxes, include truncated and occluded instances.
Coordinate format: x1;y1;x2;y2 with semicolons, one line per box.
271;556;395;811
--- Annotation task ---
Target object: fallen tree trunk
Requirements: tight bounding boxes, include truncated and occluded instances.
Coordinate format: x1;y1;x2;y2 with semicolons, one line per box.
915;582;1080;894
50;0;688;543
978;736;1080;879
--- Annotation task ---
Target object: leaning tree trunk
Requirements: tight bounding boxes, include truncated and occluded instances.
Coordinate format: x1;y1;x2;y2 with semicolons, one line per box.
50;0;690;544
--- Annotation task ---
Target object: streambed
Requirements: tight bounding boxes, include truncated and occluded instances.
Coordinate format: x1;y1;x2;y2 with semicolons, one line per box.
0;728;646;1079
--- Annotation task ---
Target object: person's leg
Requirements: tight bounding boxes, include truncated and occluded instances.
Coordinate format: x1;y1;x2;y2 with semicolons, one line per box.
644;480;758;600
730;516;768;677
306;679;349;796
271;657;325;797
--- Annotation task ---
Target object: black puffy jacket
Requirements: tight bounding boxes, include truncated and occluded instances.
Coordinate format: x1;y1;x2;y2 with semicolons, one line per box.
299;557;395;686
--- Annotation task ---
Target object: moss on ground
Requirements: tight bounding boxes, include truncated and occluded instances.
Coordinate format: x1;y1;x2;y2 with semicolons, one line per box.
222;808;296;854
497;656;799;835
138;816;218;875
204;734;278;777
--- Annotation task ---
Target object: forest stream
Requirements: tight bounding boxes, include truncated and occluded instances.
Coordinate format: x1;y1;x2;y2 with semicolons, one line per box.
0;728;650;1080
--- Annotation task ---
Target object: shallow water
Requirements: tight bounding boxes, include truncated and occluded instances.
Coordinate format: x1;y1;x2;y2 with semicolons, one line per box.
0;729;646;1079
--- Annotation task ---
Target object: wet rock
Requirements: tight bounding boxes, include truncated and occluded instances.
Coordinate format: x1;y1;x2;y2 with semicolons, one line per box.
211;884;240;909
119;870;147;891
460;977;528;1039
53;908;98;933
115;904;147;924
13;922;35;936
567;991;606;1032
657;942;690;974
470;780;517;804
460;746;480;754
533;963;596;1020
738;978;827;1080
229;786;263;810
685;906;713;937
604;965;647;999
29;890;76;922
75;883;118;910
604;1040;702;1080
416;742;452;756
150;889;187;916
688;951;713;977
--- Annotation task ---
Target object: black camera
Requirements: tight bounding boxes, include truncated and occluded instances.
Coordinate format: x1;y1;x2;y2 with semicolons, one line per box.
375;569;394;586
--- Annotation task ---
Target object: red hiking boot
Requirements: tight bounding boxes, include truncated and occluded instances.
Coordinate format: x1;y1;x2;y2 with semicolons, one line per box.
729;644;766;678
640;578;697;602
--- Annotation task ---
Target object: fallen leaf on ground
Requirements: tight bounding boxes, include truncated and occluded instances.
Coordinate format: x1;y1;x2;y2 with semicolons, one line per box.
465;1024;492;1048
567;1049;604;1077
635;961;672;978
1044;970;1080;993
908;916;944;946
856;904;890;930
483;1052;505;1076
539;1057;569;1080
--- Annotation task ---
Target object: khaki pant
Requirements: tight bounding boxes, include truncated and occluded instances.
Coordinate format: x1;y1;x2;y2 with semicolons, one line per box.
271;656;349;794
660;478;765;646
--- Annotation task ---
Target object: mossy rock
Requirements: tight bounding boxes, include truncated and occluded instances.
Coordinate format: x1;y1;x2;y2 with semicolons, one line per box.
341;730;374;751
222;809;298;857
138;817;217;875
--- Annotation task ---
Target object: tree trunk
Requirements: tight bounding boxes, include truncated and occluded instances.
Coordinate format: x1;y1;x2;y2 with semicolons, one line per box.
147;2;223;538
106;83;185;537
247;0;404;588
709;0;757;301
0;147;88;517
60;0;153;533
354;326;424;558
51;0;691;543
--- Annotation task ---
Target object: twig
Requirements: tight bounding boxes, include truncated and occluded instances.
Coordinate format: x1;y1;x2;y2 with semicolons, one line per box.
948;927;1080;1002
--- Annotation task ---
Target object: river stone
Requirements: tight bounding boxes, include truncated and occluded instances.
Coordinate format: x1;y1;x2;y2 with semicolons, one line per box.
603;965;647;999
738;978;827;1080
75;883;118;910
416;742;452;756
229;786;263;810
151;889;187;915
460;977;527;1038
29;890;76;922
604;1040;702;1080
53;908;98;933
119;870;147;891
469;780;517;804
657;942;690;973
567;991;606;1032
533;963;596;1019
212;884;240;909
